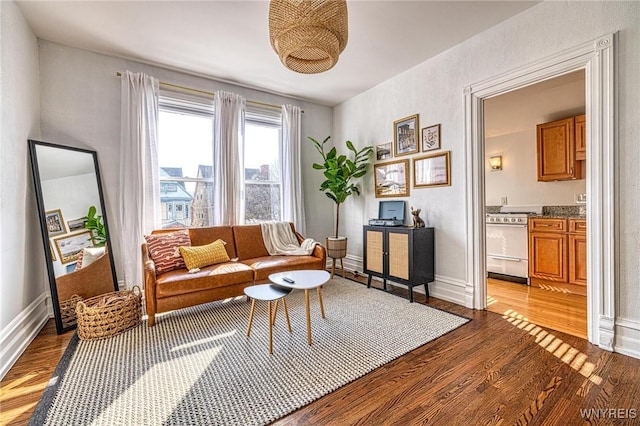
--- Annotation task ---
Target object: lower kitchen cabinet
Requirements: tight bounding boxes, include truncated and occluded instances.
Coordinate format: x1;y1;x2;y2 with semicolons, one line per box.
569;219;587;286
528;217;587;291
529;229;568;282
363;226;434;302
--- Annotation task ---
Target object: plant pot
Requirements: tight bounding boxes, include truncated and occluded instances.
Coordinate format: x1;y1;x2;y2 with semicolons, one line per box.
326;236;347;259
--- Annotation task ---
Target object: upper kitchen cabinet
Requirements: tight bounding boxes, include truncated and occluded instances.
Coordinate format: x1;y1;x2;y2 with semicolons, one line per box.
536;116;584;181
575;114;586;161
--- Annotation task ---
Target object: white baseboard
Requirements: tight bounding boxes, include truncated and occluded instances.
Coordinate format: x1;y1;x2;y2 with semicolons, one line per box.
0;293;50;380
338;255;467;306
615;317;640;360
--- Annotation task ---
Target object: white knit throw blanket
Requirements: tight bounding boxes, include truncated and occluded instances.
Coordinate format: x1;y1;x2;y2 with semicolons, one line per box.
261;222;317;255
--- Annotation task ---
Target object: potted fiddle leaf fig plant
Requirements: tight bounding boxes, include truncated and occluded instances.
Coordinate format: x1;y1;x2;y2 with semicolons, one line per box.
83;205;107;247
308;136;373;264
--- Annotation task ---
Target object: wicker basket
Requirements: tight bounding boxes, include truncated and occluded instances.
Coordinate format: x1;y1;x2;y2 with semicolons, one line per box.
76;286;142;341
60;294;83;326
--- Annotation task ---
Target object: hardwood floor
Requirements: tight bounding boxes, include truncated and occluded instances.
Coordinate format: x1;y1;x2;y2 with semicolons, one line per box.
486;278;588;339
2;275;638;425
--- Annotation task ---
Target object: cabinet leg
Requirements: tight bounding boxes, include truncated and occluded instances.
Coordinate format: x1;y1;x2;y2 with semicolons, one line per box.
409;286;414;303
424;282;429;298
367;274;372;288
383;279;387;291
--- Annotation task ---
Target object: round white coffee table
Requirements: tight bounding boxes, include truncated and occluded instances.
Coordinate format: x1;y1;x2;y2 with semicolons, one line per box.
269;270;330;345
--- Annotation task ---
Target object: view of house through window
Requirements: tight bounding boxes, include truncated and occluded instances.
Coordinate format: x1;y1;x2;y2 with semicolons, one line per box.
244;122;281;223
158;94;282;229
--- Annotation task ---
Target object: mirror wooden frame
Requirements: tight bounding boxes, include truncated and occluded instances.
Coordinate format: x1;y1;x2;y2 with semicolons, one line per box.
28;139;118;334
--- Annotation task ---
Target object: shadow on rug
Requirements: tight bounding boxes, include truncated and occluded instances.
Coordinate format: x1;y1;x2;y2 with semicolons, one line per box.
30;277;470;425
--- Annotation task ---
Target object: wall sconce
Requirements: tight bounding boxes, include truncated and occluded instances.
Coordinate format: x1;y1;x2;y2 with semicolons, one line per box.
489;155;503;171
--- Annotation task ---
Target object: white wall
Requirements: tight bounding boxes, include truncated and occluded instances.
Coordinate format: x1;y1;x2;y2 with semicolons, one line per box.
0;1;45;378
334;1;640;330
485;71;586;206
38;41;334;281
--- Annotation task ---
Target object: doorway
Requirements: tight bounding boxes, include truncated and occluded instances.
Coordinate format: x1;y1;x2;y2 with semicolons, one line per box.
464;33;616;350
483;71;588;339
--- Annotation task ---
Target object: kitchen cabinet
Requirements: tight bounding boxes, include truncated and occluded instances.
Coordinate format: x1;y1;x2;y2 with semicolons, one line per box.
528;218;567;282
528;217;587;292
363;226;434;302
569;219;587;286
536;116;584;181
575;114;586;161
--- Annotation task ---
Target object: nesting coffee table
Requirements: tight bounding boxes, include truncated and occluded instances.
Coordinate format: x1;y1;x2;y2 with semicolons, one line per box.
269;270;330;345
244;284;292;354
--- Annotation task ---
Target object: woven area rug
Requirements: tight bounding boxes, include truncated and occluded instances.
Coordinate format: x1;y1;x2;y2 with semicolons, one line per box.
31;277;469;425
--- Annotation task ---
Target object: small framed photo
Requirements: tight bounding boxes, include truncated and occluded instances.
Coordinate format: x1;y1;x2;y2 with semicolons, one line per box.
50;242;57;262
45;209;66;236
54;230;95;264
413;151;451;188
376;142;392;161
393;114;419;157
422;124;441;152
67;217;86;232
374;159;410;198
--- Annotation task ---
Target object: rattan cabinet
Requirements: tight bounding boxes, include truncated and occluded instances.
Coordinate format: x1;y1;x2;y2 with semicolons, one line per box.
363;226;435;302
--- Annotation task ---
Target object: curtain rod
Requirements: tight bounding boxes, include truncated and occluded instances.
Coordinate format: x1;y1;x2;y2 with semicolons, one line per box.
115;72;303;113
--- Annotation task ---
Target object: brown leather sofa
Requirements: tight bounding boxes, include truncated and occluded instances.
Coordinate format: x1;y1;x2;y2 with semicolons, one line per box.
142;223;326;326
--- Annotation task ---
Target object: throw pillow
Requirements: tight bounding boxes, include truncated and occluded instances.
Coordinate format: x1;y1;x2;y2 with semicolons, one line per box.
77;246;106;269
75;251;84;270
179;239;230;270
145;231;191;274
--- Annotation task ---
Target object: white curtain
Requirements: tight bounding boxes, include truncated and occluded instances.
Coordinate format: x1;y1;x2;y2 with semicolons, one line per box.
119;71;160;288
281;104;306;234
213;91;245;225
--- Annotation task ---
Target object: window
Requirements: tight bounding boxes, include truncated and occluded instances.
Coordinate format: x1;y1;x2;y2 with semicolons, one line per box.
244;107;282;223
158;91;284;227
158;92;214;229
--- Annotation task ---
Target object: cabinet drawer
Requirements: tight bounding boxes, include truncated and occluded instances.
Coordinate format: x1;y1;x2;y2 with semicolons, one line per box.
569;219;587;234
529;218;567;233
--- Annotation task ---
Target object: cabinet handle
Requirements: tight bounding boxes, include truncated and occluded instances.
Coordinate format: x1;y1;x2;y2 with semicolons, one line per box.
570;166;574;175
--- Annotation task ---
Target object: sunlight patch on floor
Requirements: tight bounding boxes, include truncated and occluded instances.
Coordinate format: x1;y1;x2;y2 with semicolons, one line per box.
486;295;498;307
502;309;601;385
171;330;236;352
92;346;223;424
538;284;571;294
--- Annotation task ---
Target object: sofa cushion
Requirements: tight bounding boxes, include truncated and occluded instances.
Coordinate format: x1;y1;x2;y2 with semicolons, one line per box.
145;231;191;274
240;255;323;282
189;226;237;259
233;225;270;260
156;262;254;298
179;239;230;270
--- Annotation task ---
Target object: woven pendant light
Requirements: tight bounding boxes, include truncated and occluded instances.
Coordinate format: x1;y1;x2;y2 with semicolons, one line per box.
269;0;348;74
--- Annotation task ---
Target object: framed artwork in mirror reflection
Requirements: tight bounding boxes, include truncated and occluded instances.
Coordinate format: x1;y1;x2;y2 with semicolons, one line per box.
54;230;95;264
46;209;66;236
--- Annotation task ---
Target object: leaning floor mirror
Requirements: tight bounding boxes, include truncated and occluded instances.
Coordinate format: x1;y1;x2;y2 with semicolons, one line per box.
29;139;118;334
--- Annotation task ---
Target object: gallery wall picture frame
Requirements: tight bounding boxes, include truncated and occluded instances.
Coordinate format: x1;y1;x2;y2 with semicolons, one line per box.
393;114;419;157
413;150;451;188
374;159;410;198
45;209;66;236
54;230;95;264
422;123;441;152
376;142;393;161
50;242;57;262
67;217;86;232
